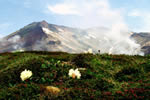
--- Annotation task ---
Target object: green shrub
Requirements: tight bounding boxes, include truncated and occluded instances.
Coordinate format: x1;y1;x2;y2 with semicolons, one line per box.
115;66;141;81
71;54;94;68
0;52;149;99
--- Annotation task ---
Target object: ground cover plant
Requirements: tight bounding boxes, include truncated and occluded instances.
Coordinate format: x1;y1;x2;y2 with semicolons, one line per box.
0;51;149;99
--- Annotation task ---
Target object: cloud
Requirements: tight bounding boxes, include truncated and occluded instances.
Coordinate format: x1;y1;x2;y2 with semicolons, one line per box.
128;10;141;17
47;0;126;28
46;0;143;55
47;3;80;15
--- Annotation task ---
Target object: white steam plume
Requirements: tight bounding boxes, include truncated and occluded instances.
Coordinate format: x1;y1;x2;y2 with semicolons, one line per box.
0;35;24;52
48;0;143;55
8;35;20;43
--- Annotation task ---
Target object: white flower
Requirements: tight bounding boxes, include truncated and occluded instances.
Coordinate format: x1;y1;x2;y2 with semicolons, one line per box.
84;48;93;54
20;69;32;81
84;48;93;53
84;51;88;53
68;68;81;79
19;49;24;52
88;48;93;53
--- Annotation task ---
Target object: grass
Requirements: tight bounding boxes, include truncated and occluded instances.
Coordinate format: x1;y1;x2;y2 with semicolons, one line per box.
0;51;149;99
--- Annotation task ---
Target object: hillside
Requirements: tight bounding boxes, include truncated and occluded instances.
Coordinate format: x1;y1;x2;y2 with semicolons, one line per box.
0;20;143;55
0;51;149;99
0;20;100;53
131;32;150;55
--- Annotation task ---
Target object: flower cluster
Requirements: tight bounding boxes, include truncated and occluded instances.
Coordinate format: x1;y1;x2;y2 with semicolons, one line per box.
68;68;81;79
20;68;82;82
20;69;32;81
84;48;93;54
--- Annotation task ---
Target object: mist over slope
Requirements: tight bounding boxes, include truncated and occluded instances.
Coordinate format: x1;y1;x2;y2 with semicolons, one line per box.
0;20;144;55
131;32;150;55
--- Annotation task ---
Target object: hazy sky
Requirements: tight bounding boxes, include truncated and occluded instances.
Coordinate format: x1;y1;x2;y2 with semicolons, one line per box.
0;0;150;37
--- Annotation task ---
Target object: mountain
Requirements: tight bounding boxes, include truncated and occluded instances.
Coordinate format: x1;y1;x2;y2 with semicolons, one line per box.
0;20;102;53
131;32;150;55
0;20;149;55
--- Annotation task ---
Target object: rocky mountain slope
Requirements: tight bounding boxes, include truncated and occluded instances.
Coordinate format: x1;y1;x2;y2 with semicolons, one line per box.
0;20;102;53
131;32;150;55
0;20;148;55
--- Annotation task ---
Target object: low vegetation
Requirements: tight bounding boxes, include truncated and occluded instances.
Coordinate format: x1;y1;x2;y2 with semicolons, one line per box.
0;51;149;99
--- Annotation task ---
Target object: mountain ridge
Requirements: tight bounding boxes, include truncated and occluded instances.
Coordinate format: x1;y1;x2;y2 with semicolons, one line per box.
0;20;95;53
0;20;150;55
131;32;150;55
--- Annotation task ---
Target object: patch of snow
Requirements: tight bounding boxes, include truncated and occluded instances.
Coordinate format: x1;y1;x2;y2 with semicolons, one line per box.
84;34;96;39
57;28;64;32
84;35;90;39
104;37;109;42
42;27;53;35
88;34;96;39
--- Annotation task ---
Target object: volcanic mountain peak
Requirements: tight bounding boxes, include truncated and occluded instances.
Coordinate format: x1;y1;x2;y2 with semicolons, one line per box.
39;20;49;28
0;21;89;53
1;20;150;55
41;20;48;24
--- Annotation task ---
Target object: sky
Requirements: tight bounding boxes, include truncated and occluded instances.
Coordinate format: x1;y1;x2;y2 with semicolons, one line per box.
0;0;150;38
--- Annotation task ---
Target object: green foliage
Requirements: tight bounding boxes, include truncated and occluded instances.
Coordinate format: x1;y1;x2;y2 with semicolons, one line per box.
71;54;94;68
0;51;149;99
115;65;145;82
